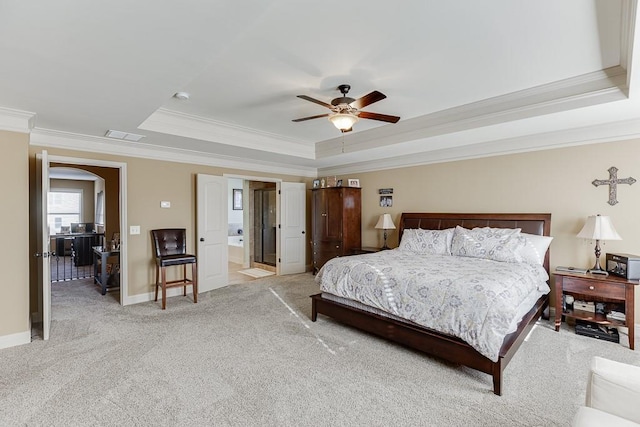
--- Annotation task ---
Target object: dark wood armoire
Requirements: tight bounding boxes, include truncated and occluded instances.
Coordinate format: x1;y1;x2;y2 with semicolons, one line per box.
311;187;361;273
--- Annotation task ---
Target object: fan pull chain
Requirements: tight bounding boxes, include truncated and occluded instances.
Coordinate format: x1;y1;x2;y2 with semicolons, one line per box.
341;133;345;153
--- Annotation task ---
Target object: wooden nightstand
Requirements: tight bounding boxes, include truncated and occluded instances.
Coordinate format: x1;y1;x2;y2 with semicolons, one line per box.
351;247;382;255
553;271;637;350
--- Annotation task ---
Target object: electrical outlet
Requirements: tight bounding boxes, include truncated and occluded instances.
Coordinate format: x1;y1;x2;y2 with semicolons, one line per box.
130;225;140;235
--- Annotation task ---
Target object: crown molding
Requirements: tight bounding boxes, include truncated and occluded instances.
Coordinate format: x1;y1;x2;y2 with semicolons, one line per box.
318;116;640;176
0;107;36;133
139;108;315;159
316;67;628;159
316;2;639;159
30;129;317;178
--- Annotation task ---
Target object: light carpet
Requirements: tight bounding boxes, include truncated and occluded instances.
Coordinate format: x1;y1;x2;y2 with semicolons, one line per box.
238;268;275;278
1;273;639;426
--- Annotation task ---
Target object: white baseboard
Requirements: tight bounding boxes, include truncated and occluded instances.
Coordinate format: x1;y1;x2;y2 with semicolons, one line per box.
123;287;193;306
0;330;31;350
229;255;243;264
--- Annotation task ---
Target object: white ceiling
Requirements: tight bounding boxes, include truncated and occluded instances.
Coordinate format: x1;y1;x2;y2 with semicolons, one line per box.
2;1;640;176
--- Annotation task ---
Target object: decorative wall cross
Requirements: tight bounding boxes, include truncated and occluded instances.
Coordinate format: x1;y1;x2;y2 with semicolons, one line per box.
592;166;636;206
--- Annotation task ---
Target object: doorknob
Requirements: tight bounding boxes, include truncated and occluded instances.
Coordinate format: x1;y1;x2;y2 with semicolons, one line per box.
34;252;50;258
199;238;205;242
301;230;305;234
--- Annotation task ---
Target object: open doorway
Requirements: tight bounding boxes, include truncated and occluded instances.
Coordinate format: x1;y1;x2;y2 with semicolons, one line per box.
198;173;305;291
35;152;127;341
226;178;277;282
47;166;120;301
222;174;306;283
251;182;277;271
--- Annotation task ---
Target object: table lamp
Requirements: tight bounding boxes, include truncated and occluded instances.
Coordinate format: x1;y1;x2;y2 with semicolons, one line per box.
576;214;621;275
375;214;396;250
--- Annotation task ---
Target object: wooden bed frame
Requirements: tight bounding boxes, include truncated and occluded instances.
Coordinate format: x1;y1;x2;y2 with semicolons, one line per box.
311;212;551;395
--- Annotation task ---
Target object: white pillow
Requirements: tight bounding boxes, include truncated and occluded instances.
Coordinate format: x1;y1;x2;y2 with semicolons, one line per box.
450;226;524;263
399;228;454;255
519;233;553;265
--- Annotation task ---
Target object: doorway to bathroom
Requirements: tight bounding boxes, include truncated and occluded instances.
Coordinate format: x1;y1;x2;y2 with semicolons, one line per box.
226;179;278;281
223;174;306;284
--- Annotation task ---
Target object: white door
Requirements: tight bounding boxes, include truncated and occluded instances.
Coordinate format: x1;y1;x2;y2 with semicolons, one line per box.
37;151;52;340
197;174;228;292
278;182;306;275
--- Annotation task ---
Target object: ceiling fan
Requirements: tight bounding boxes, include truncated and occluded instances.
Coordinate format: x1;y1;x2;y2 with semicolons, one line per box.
292;84;400;132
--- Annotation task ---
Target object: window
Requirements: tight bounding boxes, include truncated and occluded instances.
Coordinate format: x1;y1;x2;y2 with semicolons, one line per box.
48;190;82;234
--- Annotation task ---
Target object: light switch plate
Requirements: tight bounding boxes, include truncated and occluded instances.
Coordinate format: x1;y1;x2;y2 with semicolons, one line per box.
160;201;171;208
130;225;140;235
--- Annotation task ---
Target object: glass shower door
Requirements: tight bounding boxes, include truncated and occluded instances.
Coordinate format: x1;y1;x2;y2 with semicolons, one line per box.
254;189;276;266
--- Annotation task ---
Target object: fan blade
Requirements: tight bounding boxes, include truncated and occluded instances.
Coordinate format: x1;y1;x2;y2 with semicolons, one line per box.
350;91;386;109
292;113;330;122
358;111;400;123
297;95;332;109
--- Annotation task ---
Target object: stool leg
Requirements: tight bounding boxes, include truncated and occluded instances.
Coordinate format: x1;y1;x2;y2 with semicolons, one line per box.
154;264;159;302
161;266;167;310
192;262;198;304
183;264;187;296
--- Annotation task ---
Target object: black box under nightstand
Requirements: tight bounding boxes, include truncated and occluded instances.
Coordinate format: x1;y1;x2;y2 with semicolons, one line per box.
575;320;620;343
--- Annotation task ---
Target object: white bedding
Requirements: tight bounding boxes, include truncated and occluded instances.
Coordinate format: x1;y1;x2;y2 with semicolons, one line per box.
315;249;550;362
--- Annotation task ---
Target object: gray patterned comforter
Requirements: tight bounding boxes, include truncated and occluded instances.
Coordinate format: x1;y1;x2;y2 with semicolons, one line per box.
315;249;550;361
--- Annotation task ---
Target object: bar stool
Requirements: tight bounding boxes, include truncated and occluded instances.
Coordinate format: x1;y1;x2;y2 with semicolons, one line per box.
150;228;197;309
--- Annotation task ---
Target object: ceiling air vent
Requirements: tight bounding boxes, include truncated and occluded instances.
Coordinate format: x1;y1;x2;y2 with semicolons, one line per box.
105;130;145;142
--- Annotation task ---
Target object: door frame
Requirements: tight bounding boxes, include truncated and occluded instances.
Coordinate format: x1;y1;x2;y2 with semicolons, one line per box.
45;154;128;306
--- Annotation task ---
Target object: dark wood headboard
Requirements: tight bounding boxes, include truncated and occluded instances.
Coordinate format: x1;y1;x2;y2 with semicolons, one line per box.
399;212;552;273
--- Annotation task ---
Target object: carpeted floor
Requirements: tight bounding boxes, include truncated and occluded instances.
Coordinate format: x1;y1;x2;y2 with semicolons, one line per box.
1;273;639;426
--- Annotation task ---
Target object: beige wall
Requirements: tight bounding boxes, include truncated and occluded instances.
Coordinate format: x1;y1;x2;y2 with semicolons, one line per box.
28;147;308;300
4;132;640;345
330;138;640;323
0;131;30;341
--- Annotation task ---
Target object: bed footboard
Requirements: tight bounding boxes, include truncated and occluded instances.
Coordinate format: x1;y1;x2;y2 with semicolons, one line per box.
311;292;549;395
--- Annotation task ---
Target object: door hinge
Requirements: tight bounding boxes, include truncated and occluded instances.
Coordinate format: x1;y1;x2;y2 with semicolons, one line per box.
278;224;281;229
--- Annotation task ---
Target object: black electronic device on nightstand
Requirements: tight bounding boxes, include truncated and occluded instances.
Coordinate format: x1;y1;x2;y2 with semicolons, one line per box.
606;253;640;280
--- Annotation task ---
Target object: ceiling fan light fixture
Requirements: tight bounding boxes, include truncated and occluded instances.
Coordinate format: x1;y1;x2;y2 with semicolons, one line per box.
329;112;359;131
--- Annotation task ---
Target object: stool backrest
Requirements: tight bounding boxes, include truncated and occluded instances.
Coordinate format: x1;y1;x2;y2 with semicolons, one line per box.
151;228;187;258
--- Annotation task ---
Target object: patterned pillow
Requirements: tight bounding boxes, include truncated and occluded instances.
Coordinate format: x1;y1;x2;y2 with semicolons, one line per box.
451;226;524;263
399;228;454;255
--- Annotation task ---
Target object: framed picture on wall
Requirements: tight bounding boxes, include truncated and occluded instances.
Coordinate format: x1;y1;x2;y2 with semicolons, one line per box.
348;178;360;187
233;189;243;210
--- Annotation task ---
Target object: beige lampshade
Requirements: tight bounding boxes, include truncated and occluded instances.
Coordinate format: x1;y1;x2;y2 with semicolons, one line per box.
375;213;396;230
576;214;621;241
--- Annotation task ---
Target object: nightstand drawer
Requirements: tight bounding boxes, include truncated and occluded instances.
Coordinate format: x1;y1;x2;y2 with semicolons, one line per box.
562;277;625;299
